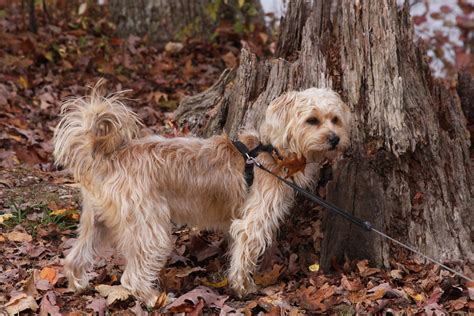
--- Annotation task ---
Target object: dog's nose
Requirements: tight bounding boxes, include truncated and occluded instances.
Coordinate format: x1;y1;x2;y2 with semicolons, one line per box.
328;133;340;149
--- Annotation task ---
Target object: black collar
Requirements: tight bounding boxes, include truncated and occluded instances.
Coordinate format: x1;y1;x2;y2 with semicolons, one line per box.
233;140;279;188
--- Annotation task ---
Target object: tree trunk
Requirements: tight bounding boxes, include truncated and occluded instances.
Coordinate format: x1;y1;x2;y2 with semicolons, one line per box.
175;0;473;271
109;0;266;43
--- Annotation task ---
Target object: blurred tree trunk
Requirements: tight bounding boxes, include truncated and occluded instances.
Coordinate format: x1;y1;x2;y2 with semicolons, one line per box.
27;0;37;33
109;0;266;43
175;0;473;272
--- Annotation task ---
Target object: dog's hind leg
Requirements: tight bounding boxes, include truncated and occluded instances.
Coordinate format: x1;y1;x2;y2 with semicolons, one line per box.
64;192;107;292
118;200;173;307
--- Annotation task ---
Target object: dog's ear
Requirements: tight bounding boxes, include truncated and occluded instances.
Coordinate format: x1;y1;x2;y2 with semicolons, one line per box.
260;91;298;147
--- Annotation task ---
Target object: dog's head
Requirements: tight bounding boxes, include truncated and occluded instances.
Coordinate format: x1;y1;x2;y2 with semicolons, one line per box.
260;88;352;160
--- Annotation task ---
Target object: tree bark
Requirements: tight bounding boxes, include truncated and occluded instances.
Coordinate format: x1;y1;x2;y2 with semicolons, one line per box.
109;0;266;43
175;0;473;271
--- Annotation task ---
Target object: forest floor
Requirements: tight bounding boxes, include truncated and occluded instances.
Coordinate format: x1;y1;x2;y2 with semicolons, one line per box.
0;5;473;315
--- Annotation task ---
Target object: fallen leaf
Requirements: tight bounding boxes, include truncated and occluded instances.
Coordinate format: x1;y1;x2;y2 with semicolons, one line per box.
174;266;206;278
347;289;367;304
255;264;285;287
188;298;205;316
49;208;80;220
356;259;380;277
39;267;58;285
166;286;229;312
165;42;184;54
297;283;336;311
95;285;131;306
202;276;228;288
341;275;363;292
18;75;28;89
5;230;32;242
4;293;39;314
449;297;467;310
78;2;87;15
129;301;148;315
274;153;306;178
155;292;168;309
367;282;407;300
423;302;447;315
413;293;424;303
86;297;107;316
0;213;13;223
23;273;39;297
390;269;403;280
38;291;60;316
308;263;320;272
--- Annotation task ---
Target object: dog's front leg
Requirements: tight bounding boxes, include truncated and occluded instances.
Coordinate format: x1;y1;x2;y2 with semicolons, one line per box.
228;181;293;297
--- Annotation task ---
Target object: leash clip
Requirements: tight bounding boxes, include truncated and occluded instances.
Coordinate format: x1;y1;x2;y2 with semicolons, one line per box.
247;156;263;168
244;153;253;164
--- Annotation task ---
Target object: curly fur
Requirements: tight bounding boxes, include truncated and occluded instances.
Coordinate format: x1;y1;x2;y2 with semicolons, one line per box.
53;82;351;306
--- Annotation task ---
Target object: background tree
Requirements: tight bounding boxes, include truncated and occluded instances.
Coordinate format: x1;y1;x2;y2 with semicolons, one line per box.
175;0;473;270
109;0;266;43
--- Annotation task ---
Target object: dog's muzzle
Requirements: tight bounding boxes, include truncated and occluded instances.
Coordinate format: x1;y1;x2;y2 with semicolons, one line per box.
328;133;340;150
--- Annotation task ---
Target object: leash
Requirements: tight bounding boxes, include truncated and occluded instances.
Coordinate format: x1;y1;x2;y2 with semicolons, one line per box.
245;155;474;283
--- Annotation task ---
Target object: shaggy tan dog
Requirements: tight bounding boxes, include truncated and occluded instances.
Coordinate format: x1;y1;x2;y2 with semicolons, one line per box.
53;82;351;306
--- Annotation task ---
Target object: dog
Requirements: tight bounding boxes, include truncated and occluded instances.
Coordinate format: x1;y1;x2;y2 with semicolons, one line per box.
53;81;351;306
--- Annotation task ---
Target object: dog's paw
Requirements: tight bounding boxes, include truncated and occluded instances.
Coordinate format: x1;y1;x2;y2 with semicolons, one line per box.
65;268;90;292
230;275;258;299
67;275;90;293
120;279;160;308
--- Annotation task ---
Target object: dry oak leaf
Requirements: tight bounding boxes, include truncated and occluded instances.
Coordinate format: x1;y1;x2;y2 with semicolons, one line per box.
39;267;58;285
274;153;306;178
255;264;285;287
38;291;60;316
85;297;107;316
341;275;363;292
174;266;206;278
49;208;80;221
390;269;404;280
5;230;32;242
166;286;230;313
366;282;408;301
95;285;131;306
356;259;380;277
4;293;39;315
297;283;336;312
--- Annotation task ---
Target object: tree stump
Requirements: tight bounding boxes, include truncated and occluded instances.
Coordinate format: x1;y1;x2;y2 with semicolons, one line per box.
175;0;473;271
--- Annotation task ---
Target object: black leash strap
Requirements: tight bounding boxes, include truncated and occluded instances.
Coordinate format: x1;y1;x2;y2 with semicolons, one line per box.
248;156;473;282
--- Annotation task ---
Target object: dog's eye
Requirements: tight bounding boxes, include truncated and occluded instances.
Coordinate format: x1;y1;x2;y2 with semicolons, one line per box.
306;117;320;125
331;117;339;124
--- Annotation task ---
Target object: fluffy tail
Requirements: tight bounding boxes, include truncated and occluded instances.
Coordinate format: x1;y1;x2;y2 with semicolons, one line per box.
53;80;141;179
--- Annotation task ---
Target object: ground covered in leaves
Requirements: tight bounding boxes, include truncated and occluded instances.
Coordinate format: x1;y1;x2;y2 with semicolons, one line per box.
1;3;473;315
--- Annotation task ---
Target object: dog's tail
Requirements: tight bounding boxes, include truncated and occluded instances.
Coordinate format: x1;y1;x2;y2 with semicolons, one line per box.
53;80;141;179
